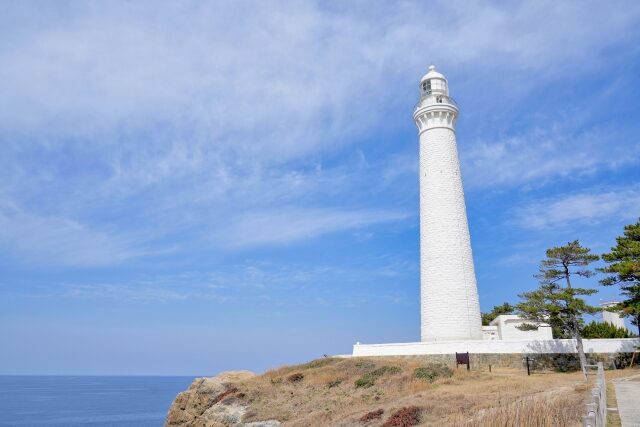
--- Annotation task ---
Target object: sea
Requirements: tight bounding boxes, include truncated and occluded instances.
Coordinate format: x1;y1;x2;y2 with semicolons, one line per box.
0;375;196;427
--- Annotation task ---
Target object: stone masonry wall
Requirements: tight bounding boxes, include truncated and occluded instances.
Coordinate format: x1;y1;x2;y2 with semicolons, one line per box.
418;124;482;341
380;352;637;372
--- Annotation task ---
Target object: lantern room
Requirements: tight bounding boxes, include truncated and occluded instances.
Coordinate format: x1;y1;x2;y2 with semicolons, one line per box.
420;65;448;96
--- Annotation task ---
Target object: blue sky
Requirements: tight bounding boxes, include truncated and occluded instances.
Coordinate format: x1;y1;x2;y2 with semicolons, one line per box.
1;1;640;375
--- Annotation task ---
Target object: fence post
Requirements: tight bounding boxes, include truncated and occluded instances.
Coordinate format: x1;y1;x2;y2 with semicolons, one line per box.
582;362;606;427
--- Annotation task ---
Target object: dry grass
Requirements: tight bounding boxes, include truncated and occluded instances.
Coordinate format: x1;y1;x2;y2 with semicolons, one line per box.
448;392;583;426
228;357;640;426
606;381;622;427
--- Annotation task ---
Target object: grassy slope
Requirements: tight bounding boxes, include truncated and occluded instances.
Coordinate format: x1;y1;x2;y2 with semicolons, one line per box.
233;356;597;426
169;357;639;426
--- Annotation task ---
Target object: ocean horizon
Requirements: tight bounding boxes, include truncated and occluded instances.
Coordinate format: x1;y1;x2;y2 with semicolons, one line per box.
0;375;196;426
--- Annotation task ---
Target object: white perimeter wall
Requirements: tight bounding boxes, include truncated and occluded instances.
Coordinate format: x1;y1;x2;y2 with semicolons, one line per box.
352;339;639;357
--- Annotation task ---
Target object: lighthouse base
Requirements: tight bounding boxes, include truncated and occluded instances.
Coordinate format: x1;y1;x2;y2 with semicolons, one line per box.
348;339;639;371
352;338;638;357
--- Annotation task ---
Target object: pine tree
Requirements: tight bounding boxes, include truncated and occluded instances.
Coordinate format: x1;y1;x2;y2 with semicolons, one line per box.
599;219;640;336
516;240;599;379
481;302;515;326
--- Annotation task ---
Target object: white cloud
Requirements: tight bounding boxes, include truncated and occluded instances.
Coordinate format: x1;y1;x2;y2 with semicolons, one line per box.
460;124;640;189
213;207;409;249
0;206;143;267
63;284;227;302
2;2;638;144
511;186;640;230
1;1;640;266
5;258;417;307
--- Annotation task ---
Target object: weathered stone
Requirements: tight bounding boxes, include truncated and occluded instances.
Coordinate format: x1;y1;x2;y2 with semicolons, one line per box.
164;371;281;427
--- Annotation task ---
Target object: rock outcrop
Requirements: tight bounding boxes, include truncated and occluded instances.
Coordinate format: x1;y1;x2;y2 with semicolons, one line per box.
165;371;281;427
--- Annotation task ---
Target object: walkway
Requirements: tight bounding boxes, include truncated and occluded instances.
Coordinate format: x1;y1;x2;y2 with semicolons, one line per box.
613;374;640;427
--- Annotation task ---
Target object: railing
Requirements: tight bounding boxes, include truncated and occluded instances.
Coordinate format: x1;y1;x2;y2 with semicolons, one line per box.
414;93;458;110
583;362;607;427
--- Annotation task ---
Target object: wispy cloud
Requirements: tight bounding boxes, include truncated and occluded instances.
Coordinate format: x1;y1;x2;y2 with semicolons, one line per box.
1;1;640;266
0;205;144;267
63;284;231;302
213;208;409;249
6;258;417;307
461;125;640;189
511;186;640;230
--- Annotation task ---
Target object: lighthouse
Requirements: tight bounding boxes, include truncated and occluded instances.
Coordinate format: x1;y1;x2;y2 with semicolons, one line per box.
413;66;482;341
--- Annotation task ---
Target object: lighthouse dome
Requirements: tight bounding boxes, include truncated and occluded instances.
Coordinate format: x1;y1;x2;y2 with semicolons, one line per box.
419;65;448;96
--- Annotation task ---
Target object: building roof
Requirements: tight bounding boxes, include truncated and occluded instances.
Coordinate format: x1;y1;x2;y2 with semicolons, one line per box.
420;65;446;83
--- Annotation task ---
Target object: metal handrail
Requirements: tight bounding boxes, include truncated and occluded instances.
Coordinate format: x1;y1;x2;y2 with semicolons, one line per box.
414;93;458;110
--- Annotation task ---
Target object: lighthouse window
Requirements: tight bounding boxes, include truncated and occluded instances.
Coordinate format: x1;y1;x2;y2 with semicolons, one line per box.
422;80;431;92
431;80;445;91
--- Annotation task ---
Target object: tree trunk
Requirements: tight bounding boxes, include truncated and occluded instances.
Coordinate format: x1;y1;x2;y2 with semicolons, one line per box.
564;265;587;380
570;316;588;380
575;333;588;380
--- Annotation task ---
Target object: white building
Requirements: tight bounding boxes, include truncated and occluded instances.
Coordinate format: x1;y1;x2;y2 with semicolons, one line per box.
482;315;553;341
414;66;482;341
601;302;629;331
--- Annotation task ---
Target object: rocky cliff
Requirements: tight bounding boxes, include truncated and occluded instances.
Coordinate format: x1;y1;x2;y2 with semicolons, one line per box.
165;370;281;427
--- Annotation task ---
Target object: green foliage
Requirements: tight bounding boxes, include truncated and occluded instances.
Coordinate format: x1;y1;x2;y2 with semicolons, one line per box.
614;352;638;368
354;365;401;388
301;358;337;369
516;240;599;337
599;219;640;335
354;375;376;388
581;321;632;338
550;354;580;372
382;365;402;375
481;302;515;325
413;363;453;383
354;360;376;370
516;241;600;376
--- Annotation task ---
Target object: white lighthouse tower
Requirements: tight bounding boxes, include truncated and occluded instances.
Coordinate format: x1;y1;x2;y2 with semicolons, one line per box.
413;66;482;341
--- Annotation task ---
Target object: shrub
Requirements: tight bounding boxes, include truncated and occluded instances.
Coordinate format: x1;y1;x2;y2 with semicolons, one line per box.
613;352;636;368
355;375;376;388
302;358;338;369
382;406;421;427
355;360;376;370
287;373;304;383
360;408;384;422
327;379;342;388
414;363;453;383
550;354;579;372
355;366;402;388
581;321;632;338
377;365;402;375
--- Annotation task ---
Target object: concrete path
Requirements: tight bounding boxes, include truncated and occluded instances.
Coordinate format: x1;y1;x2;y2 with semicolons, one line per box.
613;375;640;427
